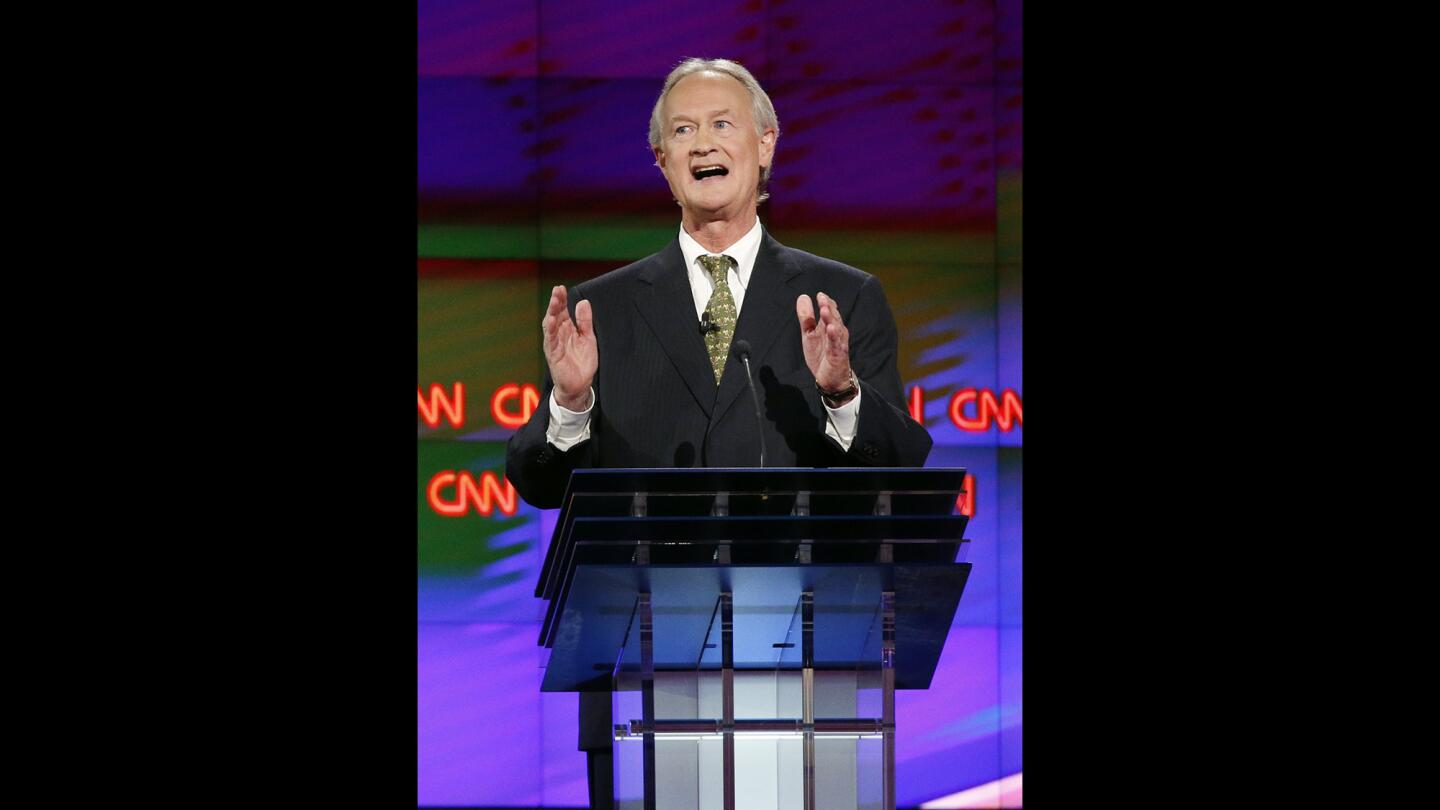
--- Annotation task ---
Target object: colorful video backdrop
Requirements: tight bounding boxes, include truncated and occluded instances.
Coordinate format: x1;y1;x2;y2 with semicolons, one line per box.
418;1;1021;806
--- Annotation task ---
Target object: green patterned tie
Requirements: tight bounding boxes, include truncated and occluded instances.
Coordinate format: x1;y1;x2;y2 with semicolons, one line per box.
698;254;738;384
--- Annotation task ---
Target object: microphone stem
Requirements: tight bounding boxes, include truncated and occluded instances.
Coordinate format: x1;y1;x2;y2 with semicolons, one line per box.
741;355;765;468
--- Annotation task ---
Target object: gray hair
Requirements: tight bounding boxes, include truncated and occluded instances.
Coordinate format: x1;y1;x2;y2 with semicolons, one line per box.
648;58;781;203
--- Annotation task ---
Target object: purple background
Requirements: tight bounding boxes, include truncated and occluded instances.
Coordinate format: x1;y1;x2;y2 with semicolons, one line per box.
418;1;1022;806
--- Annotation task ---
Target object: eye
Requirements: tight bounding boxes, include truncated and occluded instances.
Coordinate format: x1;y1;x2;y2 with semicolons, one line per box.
674;125;694;136
714;120;732;130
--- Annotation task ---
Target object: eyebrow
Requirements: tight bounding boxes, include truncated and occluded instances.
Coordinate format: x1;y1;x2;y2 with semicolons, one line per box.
668;109;732;122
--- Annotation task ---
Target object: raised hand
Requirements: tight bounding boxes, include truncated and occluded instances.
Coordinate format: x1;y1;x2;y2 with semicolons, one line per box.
542;285;597;410
795;291;854;394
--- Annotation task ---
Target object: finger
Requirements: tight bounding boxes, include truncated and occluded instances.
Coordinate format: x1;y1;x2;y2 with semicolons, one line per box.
574;299;593;338
543;294;562;345
819;292;844;326
795;294;817;333
555;314;574;348
546;285;570;323
825;322;849;359
543;293;568;339
542;290;557;332
542;314;558;353
816;292;835;328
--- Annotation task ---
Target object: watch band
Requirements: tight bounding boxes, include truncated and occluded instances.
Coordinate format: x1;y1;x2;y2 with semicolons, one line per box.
818;372;859;408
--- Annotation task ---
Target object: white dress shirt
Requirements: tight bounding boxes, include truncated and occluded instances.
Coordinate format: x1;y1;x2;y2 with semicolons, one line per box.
547;220;861;451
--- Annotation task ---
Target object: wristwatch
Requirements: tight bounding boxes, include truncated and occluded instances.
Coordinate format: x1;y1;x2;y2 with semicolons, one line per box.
818;372;859;408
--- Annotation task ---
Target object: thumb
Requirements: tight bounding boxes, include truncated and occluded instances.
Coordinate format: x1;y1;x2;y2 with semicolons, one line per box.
795;294;816;333
575;299;594;336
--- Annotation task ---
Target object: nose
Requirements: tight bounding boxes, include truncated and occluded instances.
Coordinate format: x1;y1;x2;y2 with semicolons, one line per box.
691;128;716;156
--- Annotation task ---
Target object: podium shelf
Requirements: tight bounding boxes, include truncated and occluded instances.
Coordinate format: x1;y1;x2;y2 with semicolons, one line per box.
540;562;970;693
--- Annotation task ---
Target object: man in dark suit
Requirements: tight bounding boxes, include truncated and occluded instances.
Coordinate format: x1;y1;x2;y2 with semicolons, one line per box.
507;57;931;507
505;57;933;808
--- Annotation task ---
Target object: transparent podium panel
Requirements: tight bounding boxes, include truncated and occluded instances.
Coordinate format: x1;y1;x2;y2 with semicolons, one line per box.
611;587;894;810
535;468;972;656
536;471;976;810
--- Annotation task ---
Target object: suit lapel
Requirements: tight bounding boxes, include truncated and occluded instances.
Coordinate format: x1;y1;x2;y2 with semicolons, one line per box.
632;238;718;419
713;232;806;425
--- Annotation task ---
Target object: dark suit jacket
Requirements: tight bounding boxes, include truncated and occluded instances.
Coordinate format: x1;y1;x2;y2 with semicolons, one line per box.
506;230;933;508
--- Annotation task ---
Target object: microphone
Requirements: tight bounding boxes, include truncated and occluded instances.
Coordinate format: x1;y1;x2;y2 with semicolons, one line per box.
731;339;765;468
699;311;716;335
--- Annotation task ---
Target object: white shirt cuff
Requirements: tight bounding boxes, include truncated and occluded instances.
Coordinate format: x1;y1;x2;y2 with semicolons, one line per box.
545;388;594;451
823;386;861;451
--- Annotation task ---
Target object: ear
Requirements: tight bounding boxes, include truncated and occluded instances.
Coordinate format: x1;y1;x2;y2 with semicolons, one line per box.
653;144;667;171
758;129;776;169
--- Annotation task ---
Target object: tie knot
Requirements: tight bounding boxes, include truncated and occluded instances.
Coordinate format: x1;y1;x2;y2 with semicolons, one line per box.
698;254;734;283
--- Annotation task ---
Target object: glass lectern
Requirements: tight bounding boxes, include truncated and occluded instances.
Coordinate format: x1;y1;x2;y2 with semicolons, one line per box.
536;468;972;810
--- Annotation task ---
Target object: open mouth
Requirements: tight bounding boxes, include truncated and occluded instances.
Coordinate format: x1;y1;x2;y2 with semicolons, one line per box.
691;165;729;182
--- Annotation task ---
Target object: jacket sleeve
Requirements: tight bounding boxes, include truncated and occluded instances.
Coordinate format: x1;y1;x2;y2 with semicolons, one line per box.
504;381;597;509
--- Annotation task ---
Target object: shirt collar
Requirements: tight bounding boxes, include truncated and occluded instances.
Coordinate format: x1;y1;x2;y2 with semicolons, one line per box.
678;218;764;289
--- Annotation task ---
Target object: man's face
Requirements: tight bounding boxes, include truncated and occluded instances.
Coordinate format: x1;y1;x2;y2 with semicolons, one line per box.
654;72;776;221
